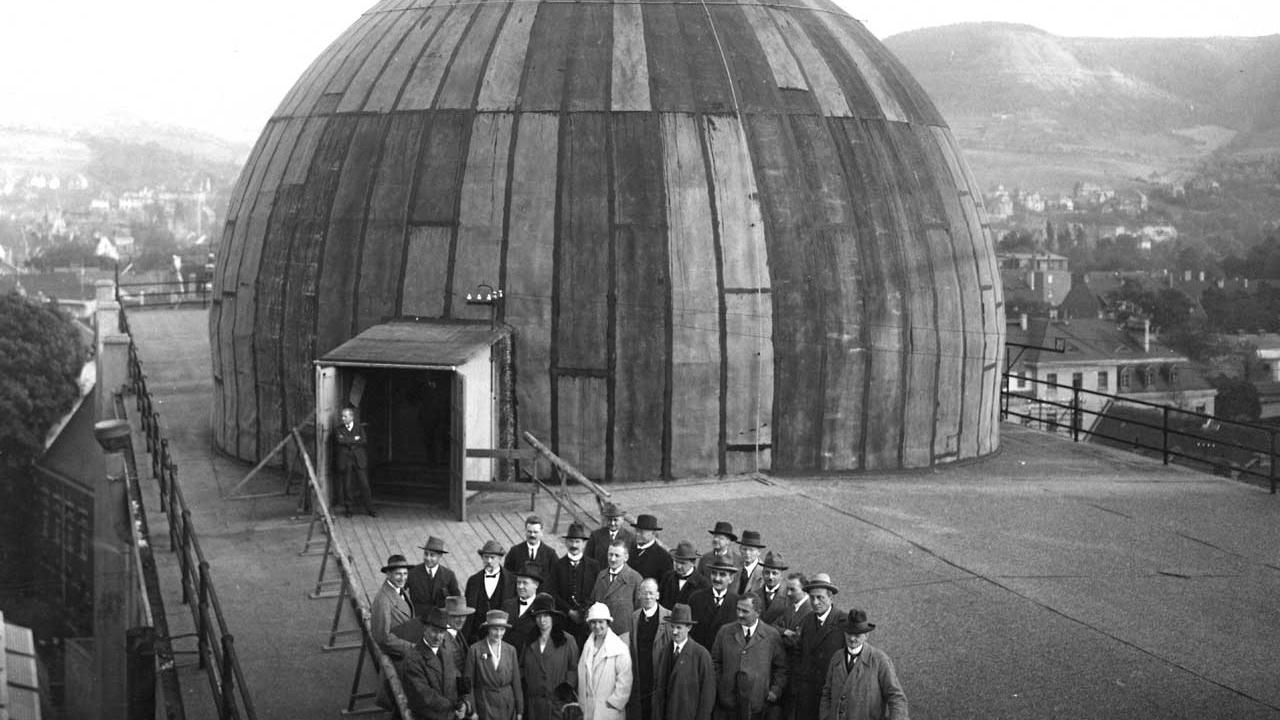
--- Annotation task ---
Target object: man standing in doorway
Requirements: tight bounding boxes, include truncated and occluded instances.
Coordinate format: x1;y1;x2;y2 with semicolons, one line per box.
334;405;376;517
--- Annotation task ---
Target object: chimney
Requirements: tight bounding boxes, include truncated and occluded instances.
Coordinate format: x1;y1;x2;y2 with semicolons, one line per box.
1020;313;1028;331
1143;318;1150;353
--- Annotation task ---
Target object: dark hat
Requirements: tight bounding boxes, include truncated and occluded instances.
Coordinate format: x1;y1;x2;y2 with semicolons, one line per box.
443;596;475;616
761;550;788;570
419;536;448;553
738;530;765;548
706;559;739;575
516;562;544;584
381;554;414;573
602;502;626;518
480;609;512;629
708;521;737;542
665;603;697;625
671;540;700;562
632;514;662;531
564;522;590;541
423;607;451;630
477;540;505;557
529;592;562;617
803;572;840;595
844;609;876;635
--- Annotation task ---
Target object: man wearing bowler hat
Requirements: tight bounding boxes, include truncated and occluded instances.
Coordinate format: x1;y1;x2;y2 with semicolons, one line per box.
687;559;739;649
505;514;559;580
651;604;715;720
736;530;767;597
550;521;601;646
503;561;547;652
697;521;743;580
407;535;461;618
463;540;516;644
587;502;635;569
793;573;848;720
402;607;472;719
659;540;708;610
818;610;907;720
628;513;673;582
371;554;417;662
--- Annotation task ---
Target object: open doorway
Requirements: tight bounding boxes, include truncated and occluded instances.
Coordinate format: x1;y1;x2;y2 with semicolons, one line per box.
360;367;453;502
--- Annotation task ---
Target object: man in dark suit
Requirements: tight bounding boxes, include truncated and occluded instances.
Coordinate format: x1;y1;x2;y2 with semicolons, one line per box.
462;540;515;644
586;502;634;569
406;535;461;619
768;571;812;720
659;540;708;610
793;573;847;720
697;521;742;579
501;562;545;652
758;551;790;625
710;594;788;720
652;604;715;720
687;559;739;650
333;405;375;517
628;513;674;584
401;608;472;718
503;514;558;579
549;522;600;645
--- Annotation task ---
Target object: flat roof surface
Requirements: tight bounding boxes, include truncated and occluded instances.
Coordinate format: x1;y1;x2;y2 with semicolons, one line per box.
317;322;506;368
123;309;1280;719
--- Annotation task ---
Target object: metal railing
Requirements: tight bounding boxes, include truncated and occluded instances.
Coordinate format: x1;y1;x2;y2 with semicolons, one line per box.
116;303;258;720
1001;372;1278;494
116;280;212;308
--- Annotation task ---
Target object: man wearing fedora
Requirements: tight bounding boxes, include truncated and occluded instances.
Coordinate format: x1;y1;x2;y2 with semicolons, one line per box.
626;578;670;720
793;573;848;720
651;603;715;720
590;540;644;642
758;552;789;625
818;610;907;720
627;514;673;583
586;503;634;569
506;515;559;581
408;535;462;618
697;521;743;580
402;607;473;719
371;554;417;663
736;531;767;597
464;540;517;645
710;593;788;720
503;562;548;653
659;540;708;610
687;559;739;650
443;595;477;677
550;522;601;646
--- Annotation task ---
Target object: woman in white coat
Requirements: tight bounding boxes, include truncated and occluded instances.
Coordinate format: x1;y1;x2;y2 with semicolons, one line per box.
576;603;632;720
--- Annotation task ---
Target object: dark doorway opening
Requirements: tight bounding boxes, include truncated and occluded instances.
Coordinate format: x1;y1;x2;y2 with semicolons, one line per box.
360;368;453;503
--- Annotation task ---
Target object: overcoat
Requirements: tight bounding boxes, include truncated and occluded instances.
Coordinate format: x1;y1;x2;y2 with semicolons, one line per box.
657;569;707;610
736;562;764;598
709;621;788;717
686;588;738;650
650;638;715;720
793;609;848;720
406;563;461;618
466;639;524;720
505;541;560;580
502;597;542;655
586;527;636;569
758;586;786;624
626;606;671;719
627;542;673;583
578;629;633;720
818;643;908;720
522;633;580;720
590;565;644;637
696;548;742;580
370;582;415;661
402;638;466;718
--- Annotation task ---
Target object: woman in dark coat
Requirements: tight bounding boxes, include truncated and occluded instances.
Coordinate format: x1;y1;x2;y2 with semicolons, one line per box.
466;609;524;720
521;593;580;720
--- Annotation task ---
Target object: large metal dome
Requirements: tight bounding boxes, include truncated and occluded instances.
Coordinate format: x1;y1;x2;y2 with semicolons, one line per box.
210;0;1004;480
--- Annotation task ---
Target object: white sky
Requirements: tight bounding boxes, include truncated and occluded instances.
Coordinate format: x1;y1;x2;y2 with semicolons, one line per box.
0;0;1275;145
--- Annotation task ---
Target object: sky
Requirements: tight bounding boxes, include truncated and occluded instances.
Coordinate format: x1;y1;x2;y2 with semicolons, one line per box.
0;0;1275;145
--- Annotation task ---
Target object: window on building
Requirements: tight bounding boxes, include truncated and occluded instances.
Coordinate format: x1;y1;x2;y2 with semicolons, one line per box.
1017;374;1028;389
1098;371;1109;391
1071;372;1083;389
1195;404;1206;415
1046;372;1058;388
1119;369;1130;390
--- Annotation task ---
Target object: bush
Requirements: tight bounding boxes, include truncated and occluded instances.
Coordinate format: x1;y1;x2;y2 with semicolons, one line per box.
0;294;87;463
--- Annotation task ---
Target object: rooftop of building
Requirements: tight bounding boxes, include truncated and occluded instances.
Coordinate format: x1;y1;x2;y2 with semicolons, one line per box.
46;308;1280;719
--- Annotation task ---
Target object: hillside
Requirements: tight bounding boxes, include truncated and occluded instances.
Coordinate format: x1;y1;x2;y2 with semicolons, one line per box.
885;24;1280;191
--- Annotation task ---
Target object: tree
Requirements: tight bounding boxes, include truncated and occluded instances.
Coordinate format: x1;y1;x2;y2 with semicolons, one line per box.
0;293;86;464
1212;375;1260;422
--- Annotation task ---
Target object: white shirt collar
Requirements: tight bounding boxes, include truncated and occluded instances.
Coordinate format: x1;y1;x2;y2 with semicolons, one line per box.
742;620;759;635
635;539;655;551
642;605;658;619
817;608;832;623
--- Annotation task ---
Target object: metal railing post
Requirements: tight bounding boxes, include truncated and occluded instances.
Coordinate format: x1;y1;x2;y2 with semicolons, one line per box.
1161;406;1171;465
220;635;237;719
180;511;193;604
1071;384;1081;442
198;562;211;670
1271;431;1277;495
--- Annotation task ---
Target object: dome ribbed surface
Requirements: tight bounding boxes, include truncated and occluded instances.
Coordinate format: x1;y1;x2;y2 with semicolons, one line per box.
210;0;1005;478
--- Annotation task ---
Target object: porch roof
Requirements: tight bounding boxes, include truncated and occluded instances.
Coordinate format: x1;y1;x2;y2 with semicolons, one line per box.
317;322;506;369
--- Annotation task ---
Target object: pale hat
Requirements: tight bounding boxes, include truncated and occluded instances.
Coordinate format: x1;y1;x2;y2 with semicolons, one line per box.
584;602;613;623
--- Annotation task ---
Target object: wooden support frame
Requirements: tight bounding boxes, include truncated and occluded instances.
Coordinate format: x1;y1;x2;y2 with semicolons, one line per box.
226;418;314;500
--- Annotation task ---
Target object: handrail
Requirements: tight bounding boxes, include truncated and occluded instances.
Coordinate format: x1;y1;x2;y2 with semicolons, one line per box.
521;431;612;501
1001;372;1278;494
291;429;415;720
116;279;212;309
521;431;613;525
116;298;258;720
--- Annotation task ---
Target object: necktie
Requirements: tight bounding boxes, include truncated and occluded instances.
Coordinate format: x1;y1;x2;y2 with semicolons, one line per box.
743;627;751;643
610;572;618;584
714;595;722;608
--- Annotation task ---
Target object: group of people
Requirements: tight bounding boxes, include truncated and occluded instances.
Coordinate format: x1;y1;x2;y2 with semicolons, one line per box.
369;506;908;720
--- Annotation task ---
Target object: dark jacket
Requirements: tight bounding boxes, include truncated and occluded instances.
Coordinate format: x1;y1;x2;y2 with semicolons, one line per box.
406;563;461;618
501;597;542;655
504;542;559;580
627;542;673;584
650;638;715;720
402;637;467;719
709;621;788;716
334;422;368;469
463;569;516;644
685;588;738;650
522;632;580;720
586;527;635;569
657;569;708;611
550;555;602;616
794;608;849;719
